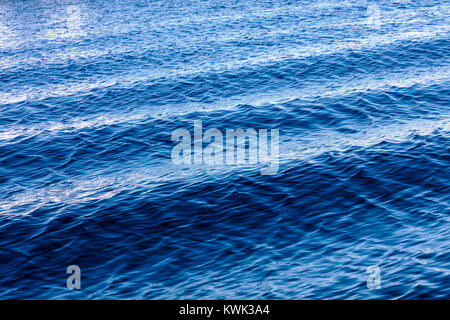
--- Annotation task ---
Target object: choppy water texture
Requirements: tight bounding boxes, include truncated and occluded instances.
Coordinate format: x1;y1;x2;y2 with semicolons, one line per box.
0;0;449;299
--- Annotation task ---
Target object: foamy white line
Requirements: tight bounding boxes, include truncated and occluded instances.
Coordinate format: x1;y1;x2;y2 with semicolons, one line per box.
0;117;448;215
0;79;118;106
282;118;450;161
0;66;447;143
0;25;448;107
0;110;148;141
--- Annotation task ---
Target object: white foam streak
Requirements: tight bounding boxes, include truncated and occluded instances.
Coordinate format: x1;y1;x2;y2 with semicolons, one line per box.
0;66;447;143
283;118;450;161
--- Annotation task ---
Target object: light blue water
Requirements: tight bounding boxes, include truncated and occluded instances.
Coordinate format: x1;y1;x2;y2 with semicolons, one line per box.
0;0;449;299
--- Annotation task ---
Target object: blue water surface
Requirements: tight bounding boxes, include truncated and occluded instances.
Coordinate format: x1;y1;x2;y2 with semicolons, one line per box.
0;0;449;299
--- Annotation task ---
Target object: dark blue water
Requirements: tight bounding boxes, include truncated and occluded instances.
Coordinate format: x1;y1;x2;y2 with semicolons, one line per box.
0;0;449;299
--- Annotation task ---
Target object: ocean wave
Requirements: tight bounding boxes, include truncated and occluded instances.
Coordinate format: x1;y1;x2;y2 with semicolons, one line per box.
0;0;448;299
